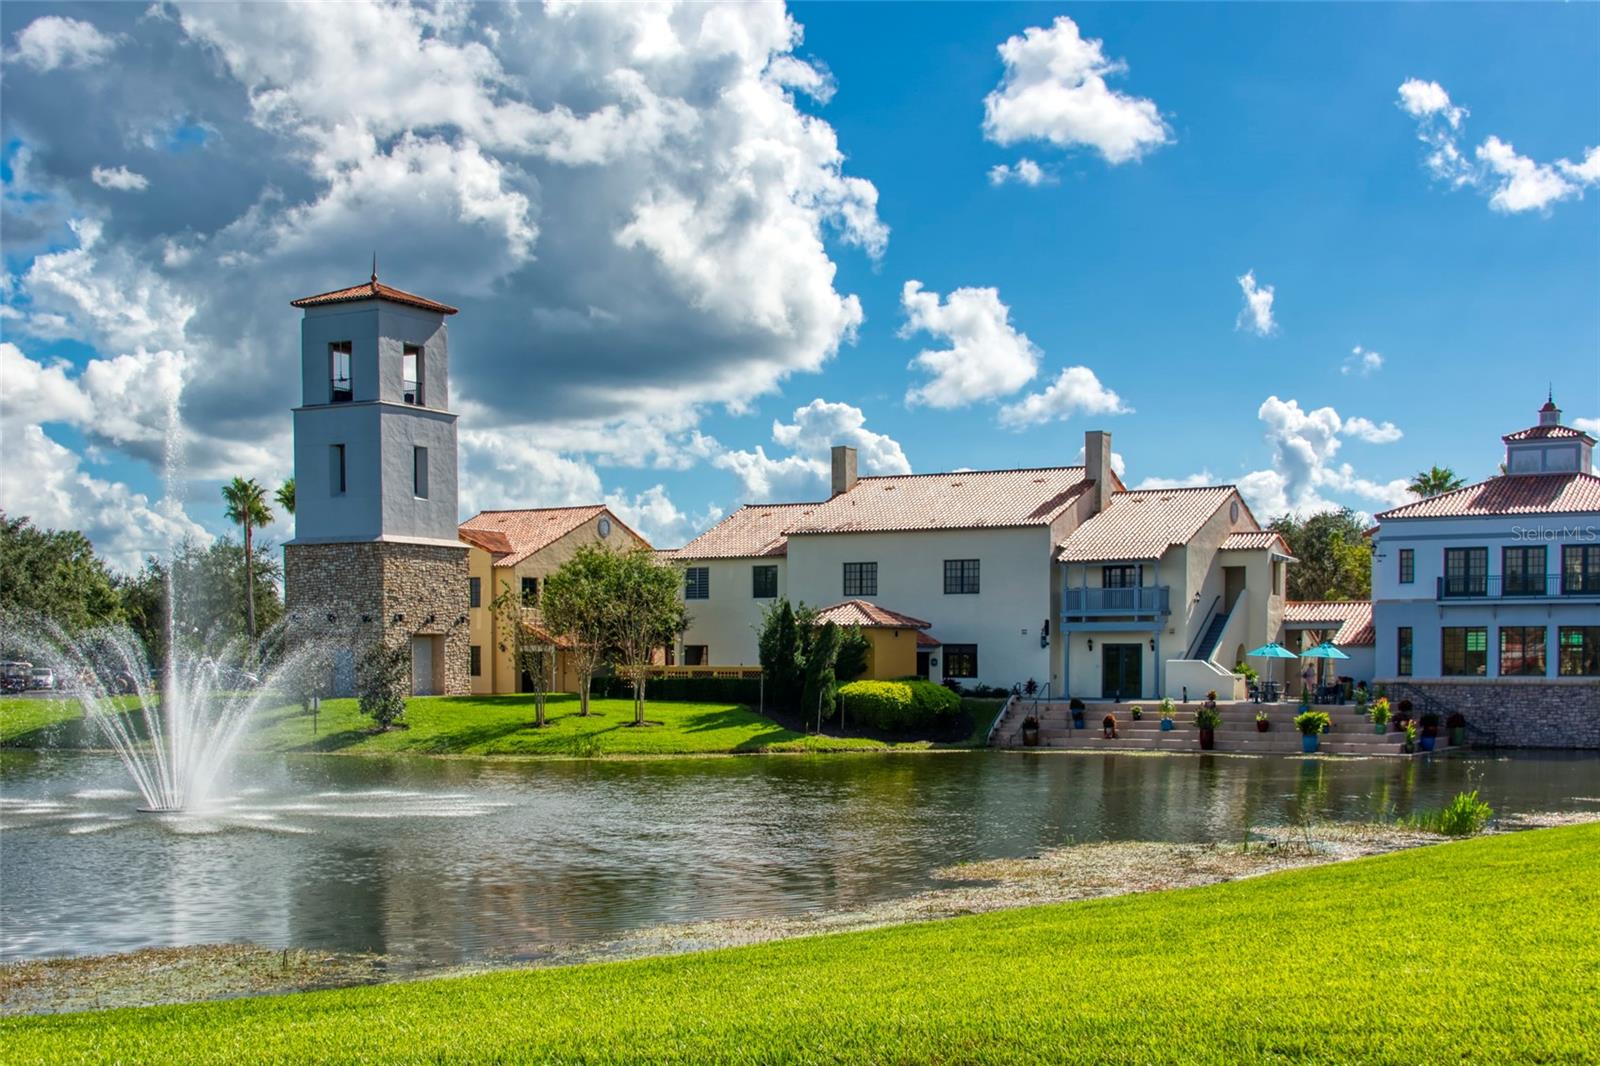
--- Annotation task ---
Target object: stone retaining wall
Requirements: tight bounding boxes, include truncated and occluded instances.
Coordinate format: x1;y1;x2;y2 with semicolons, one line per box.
1378;678;1600;749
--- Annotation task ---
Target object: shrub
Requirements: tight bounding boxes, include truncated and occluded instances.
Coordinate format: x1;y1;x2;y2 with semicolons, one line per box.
1294;710;1331;736
840;679;959;731
1408;790;1494;836
355;639;409;730
590;675;761;705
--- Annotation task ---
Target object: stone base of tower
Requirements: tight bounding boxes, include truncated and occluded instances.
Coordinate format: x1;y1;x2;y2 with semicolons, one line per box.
284;540;470;697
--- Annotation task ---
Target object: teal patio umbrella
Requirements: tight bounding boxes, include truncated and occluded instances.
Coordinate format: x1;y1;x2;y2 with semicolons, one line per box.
1246;642;1299;700
1301;640;1351;695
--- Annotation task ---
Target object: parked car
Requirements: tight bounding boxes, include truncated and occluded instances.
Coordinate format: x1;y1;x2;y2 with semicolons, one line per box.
2;661;33;694
29;667;56;691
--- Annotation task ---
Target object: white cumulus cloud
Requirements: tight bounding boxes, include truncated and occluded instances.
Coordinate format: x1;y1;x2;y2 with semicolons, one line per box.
987;158;1051;186
999;366;1130;429
714;398;911;502
1235;270;1277;337
9;15;116;71
901;280;1040;408
90;166;150;192
1342;345;1383;376
983;16;1169;165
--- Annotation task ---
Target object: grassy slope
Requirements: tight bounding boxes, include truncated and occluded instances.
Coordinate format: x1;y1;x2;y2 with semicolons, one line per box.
6;824;1596;1064
0;694;980;757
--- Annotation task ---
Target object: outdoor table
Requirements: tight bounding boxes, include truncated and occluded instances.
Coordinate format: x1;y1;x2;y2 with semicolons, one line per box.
1262;680;1281;703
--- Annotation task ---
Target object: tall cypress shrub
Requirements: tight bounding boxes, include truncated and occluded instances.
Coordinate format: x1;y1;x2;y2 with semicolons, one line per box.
802;620;842;726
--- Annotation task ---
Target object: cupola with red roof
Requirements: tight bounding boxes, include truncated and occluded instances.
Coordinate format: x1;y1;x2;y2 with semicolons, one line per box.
1503;392;1594;476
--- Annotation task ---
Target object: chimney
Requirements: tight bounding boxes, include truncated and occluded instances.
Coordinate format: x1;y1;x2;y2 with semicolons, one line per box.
1084;430;1112;514
831;445;858;497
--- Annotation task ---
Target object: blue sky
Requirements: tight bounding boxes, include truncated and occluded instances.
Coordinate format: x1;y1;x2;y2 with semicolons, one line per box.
1;2;1596;569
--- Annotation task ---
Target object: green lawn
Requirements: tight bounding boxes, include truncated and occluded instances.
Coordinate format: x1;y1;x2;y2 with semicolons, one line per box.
1;693;963;757
4;824;1595;1063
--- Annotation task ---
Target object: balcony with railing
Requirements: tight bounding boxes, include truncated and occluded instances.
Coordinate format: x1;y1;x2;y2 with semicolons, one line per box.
1063;584;1171;620
1436;573;1600;601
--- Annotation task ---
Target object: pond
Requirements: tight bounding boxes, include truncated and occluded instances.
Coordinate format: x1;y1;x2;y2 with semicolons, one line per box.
2;749;1597;965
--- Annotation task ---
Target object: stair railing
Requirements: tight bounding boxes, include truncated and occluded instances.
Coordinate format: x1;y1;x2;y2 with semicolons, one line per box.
1187;595;1224;660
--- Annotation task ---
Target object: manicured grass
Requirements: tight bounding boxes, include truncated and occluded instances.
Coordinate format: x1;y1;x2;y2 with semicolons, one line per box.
1;694;948;757
4;824;1595;1063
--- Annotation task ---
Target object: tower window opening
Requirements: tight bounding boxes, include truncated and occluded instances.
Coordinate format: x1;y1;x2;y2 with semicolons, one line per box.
330;341;353;403
413;446;429;499
402;344;423;405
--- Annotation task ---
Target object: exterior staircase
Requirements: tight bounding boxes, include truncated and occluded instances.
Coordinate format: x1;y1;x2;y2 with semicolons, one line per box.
990;700;1455;757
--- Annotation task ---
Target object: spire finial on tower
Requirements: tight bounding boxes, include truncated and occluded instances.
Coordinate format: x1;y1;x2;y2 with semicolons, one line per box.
371;252;378;285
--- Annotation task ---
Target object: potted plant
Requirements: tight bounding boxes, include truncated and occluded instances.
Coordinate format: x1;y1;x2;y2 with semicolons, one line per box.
1419;711;1441;749
1130;704;1144;721
1069;697;1086;729
1159;702;1175;731
1353;684;1370;716
1447;711;1467;746
1194;703;1223;750
1255;708;1270;732
1402;721;1418;755
1392;699;1413;732
1369;696;1391;735
1022;714;1040;747
1295;710;1331;753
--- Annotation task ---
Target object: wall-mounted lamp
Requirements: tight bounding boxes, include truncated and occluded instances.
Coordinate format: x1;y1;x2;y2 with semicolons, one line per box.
422;613;436;627
930;657;939;668
392;613;405;624
1087;637;1094;651
1193;591;1202;604
1149;638;1156;651
1039;619;1050;649
454;615;468;627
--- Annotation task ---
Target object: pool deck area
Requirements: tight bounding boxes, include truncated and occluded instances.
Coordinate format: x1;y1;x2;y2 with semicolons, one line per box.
991;699;1459;756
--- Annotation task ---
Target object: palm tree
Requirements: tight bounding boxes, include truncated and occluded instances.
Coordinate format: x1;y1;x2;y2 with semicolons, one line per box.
275;477;296;516
1408;466;1464;498
222;477;273;645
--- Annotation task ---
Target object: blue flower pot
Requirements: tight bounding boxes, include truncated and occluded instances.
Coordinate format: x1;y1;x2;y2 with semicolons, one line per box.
1159;719;1174;732
1420;736;1436;752
1071;714;1084;729
1301;734;1320;754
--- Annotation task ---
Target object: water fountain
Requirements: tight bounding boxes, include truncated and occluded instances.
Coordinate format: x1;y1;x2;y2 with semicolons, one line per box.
21;620;322;813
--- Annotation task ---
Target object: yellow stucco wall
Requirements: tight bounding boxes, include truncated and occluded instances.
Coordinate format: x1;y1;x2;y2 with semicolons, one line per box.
466;511;652;695
864;627;920;680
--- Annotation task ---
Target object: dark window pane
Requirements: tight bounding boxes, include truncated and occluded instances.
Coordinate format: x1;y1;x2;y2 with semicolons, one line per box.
683;645;708;666
1559;627;1600;676
469;645;481;677
752;565;778;599
1398;549;1414;584
1499;626;1547;677
685;567;709;600
944;644;978;679
1443;548;1487;596
1563;545;1600;594
468;577;481;608
944;559;979;594
1397;626;1412;676
843;562;876;597
521;577;538;605
1441;626;1487;675
1502;546;1546;596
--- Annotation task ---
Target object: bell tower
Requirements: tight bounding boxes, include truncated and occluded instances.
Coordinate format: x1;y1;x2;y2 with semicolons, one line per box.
283;267;470;695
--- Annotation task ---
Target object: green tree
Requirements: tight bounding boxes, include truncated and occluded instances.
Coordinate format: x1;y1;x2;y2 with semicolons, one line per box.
220;477;273;646
0;512;124;632
541;545;618;717
489;579;555;727
166;538;284;653
275;477;296;516
604;549;688;726
114;557;168;671
1408;466;1465;498
1268;508;1371;601
801;620;842;729
835;624;870;683
758;600;802;714
356;638;409;730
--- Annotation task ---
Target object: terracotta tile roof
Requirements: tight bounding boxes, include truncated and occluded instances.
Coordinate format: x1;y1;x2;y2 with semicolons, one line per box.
1374;473;1600;520
459;506;639;567
1503;424;1595;443
814;600;931;630
457;526;514;557
291;278;459;315
671;502;820;560
1220;530;1295;556
915;630;942;648
1056;486;1240;562
788;467;1097;536
1283;600;1374;647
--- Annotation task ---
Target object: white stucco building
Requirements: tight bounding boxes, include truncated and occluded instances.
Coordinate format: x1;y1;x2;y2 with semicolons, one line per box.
673;430;1293;699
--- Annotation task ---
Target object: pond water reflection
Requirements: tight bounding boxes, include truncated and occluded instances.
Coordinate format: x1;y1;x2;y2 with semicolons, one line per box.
2;749;1596;964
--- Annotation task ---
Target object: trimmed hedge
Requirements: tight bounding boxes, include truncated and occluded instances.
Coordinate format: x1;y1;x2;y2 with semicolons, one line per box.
839;679;960;731
589;675;761;705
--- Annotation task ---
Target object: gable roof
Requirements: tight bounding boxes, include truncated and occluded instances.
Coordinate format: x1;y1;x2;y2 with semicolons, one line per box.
1503;424;1595;443
813;600;932;630
291;278;459;315
457;526;514;556
1056;486;1240;563
671;502;821;560
1220;530;1295;556
459;505;641;567
788;467;1098;536
1283;600;1375;647
1374;473;1600;520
